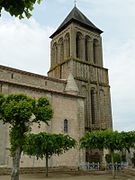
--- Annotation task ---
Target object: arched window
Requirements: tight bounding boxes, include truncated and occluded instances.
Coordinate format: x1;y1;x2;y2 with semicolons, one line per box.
91;89;96;124
93;39;98;64
65;33;70;58
100;89;105;123
76;32;82;59
64;119;68;133
58;38;64;62
82;86;89;127
52;42;58;65
85;36;90;61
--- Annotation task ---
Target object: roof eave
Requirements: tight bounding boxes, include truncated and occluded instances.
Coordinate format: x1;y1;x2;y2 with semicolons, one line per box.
50;20;103;39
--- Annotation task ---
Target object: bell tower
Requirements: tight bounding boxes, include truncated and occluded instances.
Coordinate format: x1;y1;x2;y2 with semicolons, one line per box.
48;7;112;132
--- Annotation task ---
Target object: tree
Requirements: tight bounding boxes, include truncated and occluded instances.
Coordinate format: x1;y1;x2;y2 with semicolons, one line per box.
80;130;135;179
118;131;135;152
131;152;135;168
0;0;42;19
23;132;76;177
0;94;53;180
105;153;122;163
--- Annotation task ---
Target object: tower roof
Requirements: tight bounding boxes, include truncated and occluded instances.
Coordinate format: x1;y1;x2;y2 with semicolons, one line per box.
50;6;103;38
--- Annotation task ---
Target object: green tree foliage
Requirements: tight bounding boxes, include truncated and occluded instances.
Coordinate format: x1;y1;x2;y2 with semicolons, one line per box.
80;130;135;179
118;131;135;152
23;132;76;176
0;0;42;19
105;153;122;163
0;94;53;180
80;130;105;150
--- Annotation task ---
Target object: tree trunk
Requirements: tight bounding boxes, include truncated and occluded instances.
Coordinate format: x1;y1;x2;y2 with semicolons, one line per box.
111;151;115;179
11;146;22;180
45;154;49;177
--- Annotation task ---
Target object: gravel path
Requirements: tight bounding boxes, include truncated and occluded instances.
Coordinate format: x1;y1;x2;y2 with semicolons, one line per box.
0;173;135;180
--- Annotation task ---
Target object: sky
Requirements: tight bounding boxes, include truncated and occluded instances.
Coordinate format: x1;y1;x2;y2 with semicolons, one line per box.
0;0;135;131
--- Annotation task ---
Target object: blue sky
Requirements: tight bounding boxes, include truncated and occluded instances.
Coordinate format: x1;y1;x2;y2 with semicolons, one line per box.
0;0;135;131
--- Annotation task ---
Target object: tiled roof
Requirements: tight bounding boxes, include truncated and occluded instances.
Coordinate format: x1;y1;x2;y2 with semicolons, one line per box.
50;7;103;38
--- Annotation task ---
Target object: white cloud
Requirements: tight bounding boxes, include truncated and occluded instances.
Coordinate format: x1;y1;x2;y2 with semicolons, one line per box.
56;0;67;3
78;0;135;131
79;0;135;41
104;38;135;131
0;18;53;75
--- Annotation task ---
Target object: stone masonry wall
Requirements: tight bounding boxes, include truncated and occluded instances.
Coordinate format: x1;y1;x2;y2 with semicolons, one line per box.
0;65;85;168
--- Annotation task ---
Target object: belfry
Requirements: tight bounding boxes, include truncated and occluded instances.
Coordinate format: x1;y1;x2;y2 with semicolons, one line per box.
48;6;112;133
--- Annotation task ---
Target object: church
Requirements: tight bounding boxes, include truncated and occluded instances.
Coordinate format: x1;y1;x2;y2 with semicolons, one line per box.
0;6;112;168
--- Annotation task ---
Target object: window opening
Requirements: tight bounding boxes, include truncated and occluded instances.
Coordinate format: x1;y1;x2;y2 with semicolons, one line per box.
64;119;68;133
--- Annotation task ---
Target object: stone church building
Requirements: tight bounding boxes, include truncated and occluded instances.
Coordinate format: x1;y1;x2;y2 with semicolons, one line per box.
0;7;112;168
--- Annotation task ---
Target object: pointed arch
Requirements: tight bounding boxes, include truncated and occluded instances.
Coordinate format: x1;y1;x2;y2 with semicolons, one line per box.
58;37;64;62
